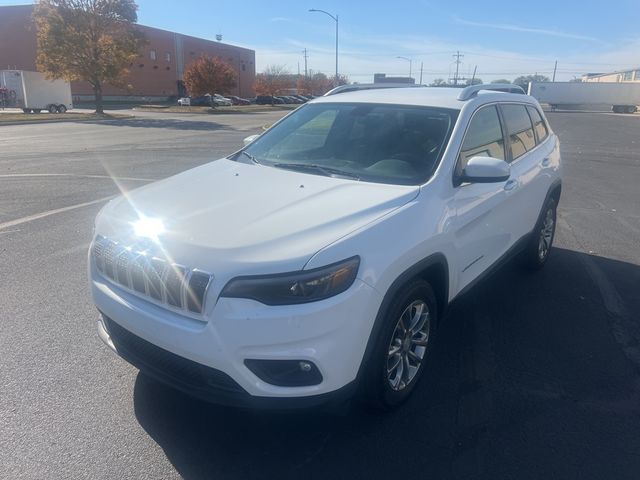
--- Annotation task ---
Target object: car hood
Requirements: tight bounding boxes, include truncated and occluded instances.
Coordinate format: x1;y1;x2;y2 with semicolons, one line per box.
95;158;418;275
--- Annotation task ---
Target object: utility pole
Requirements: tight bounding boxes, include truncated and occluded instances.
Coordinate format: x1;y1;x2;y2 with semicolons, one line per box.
419;61;424;85
471;65;477;84
303;48;309;78
452;51;464;85
552;60;558;82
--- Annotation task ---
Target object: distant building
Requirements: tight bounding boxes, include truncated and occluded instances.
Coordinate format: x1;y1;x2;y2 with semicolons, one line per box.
0;4;256;101
582;68;640;83
373;73;415;85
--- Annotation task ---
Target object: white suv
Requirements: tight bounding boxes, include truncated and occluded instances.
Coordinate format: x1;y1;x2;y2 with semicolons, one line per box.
89;84;561;409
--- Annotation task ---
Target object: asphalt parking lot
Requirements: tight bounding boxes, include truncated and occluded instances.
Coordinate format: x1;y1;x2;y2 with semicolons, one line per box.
1;109;639;479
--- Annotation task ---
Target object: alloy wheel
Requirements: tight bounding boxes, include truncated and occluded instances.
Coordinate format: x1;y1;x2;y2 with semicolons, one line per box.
538;208;555;261
386;300;430;391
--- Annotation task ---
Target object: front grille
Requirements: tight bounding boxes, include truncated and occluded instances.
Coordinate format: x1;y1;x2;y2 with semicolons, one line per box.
92;235;213;315
103;315;244;394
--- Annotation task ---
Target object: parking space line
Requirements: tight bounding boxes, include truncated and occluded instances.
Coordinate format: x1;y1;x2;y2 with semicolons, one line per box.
0;195;115;231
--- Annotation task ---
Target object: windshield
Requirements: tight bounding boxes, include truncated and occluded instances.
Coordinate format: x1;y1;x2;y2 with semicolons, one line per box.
240;103;458;185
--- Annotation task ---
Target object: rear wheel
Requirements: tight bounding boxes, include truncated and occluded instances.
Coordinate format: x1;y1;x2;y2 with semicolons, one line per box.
22;108;32;114
57;105;67;113
48;104;58;113
520;197;557;270
33;109;41;114
362;279;437;410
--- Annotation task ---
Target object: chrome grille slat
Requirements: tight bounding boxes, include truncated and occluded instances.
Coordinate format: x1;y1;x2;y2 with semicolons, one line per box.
91;236;212;316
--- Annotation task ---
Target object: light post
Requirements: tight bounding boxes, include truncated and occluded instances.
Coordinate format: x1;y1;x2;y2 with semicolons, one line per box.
309;9;339;86
396;56;412;81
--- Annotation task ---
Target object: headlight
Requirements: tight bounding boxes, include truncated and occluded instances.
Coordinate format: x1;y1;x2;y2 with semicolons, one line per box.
221;257;360;305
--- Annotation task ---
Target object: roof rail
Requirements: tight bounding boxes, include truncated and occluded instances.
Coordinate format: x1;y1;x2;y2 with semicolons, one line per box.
324;83;424;96
457;83;525;101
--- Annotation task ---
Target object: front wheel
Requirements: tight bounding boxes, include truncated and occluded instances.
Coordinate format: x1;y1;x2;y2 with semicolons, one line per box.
362;279;437;410
520;197;557;270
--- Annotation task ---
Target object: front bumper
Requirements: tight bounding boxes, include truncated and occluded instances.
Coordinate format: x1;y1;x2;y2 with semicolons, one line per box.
91;267;382;406
98;314;357;409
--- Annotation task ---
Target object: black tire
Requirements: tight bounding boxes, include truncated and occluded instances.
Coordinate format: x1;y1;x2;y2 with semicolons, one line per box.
22;108;32;114
362;279;437;410
48;105;58;114
520;197;557;270
33;109;41;114
57;105;67;113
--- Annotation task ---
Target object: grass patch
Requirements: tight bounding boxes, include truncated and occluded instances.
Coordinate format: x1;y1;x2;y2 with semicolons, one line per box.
0;112;131;124
135;104;298;114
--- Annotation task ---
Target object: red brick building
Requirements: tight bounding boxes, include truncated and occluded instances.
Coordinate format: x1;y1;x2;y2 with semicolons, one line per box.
0;5;256;100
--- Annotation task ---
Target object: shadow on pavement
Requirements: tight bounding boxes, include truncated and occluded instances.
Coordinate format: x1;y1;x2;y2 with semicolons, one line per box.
133;247;640;480
84;118;233;131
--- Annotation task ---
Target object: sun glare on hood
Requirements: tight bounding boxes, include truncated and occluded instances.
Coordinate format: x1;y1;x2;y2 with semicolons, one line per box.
132;217;165;241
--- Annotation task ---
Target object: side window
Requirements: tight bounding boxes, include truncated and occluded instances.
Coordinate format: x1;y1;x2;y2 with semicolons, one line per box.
457;106;505;176
501;104;535;160
526;106;548;143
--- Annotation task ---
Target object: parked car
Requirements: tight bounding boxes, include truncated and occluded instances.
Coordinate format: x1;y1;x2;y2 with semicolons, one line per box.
177;97;191;106
212;94;232;106
189;95;213;106
89;84;561;410
228;95;251;106
256;95;284;105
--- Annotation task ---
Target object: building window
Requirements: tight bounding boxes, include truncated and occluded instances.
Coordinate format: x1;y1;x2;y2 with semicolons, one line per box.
622;71;633;81
150;50;157;61
165;52;171;62
634;70;640;81
242;63;246;71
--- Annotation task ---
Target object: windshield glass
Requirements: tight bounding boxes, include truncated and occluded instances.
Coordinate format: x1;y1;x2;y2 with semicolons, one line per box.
241;103;458;185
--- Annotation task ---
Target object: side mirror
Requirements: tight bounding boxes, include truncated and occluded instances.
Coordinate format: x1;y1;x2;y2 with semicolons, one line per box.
461;156;510;183
243;134;260;146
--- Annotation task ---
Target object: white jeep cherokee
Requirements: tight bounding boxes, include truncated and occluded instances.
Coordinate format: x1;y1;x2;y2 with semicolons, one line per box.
89;84;561;409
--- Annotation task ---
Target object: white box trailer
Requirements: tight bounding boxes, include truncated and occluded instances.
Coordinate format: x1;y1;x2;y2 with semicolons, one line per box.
528;82;640;113
0;70;72;113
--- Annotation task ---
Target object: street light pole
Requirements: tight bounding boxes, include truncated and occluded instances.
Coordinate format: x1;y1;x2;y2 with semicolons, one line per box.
309;9;339;86
396;56;412;81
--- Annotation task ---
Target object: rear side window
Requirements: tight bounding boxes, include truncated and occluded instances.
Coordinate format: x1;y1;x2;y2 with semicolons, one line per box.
526;106;549;143
457;105;505;176
501;104;536;160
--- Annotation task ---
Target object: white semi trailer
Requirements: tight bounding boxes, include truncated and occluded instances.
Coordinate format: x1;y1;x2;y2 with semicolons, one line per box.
528;82;640;113
0;70;72;113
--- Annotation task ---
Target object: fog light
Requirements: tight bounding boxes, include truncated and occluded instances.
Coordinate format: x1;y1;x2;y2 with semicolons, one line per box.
244;359;322;387
299;361;312;372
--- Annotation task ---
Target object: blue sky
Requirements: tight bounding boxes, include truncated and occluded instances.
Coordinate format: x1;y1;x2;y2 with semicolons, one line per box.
4;0;639;82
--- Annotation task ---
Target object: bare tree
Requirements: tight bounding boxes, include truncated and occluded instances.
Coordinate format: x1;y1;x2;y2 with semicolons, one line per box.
254;65;291;103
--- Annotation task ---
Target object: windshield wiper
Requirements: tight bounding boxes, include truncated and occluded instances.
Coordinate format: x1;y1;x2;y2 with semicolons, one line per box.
240;150;260;164
273;162;360;180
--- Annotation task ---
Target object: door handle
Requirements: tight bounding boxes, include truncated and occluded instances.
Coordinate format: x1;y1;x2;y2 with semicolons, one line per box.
504;179;518;191
541;157;551;167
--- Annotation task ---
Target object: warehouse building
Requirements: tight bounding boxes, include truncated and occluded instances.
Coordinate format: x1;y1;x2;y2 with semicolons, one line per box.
0;4;256;101
582;67;640;83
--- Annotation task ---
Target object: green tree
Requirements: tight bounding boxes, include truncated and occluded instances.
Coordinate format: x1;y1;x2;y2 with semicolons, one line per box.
34;0;145;114
491;79;511;84
183;56;237;97
513;74;550;91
